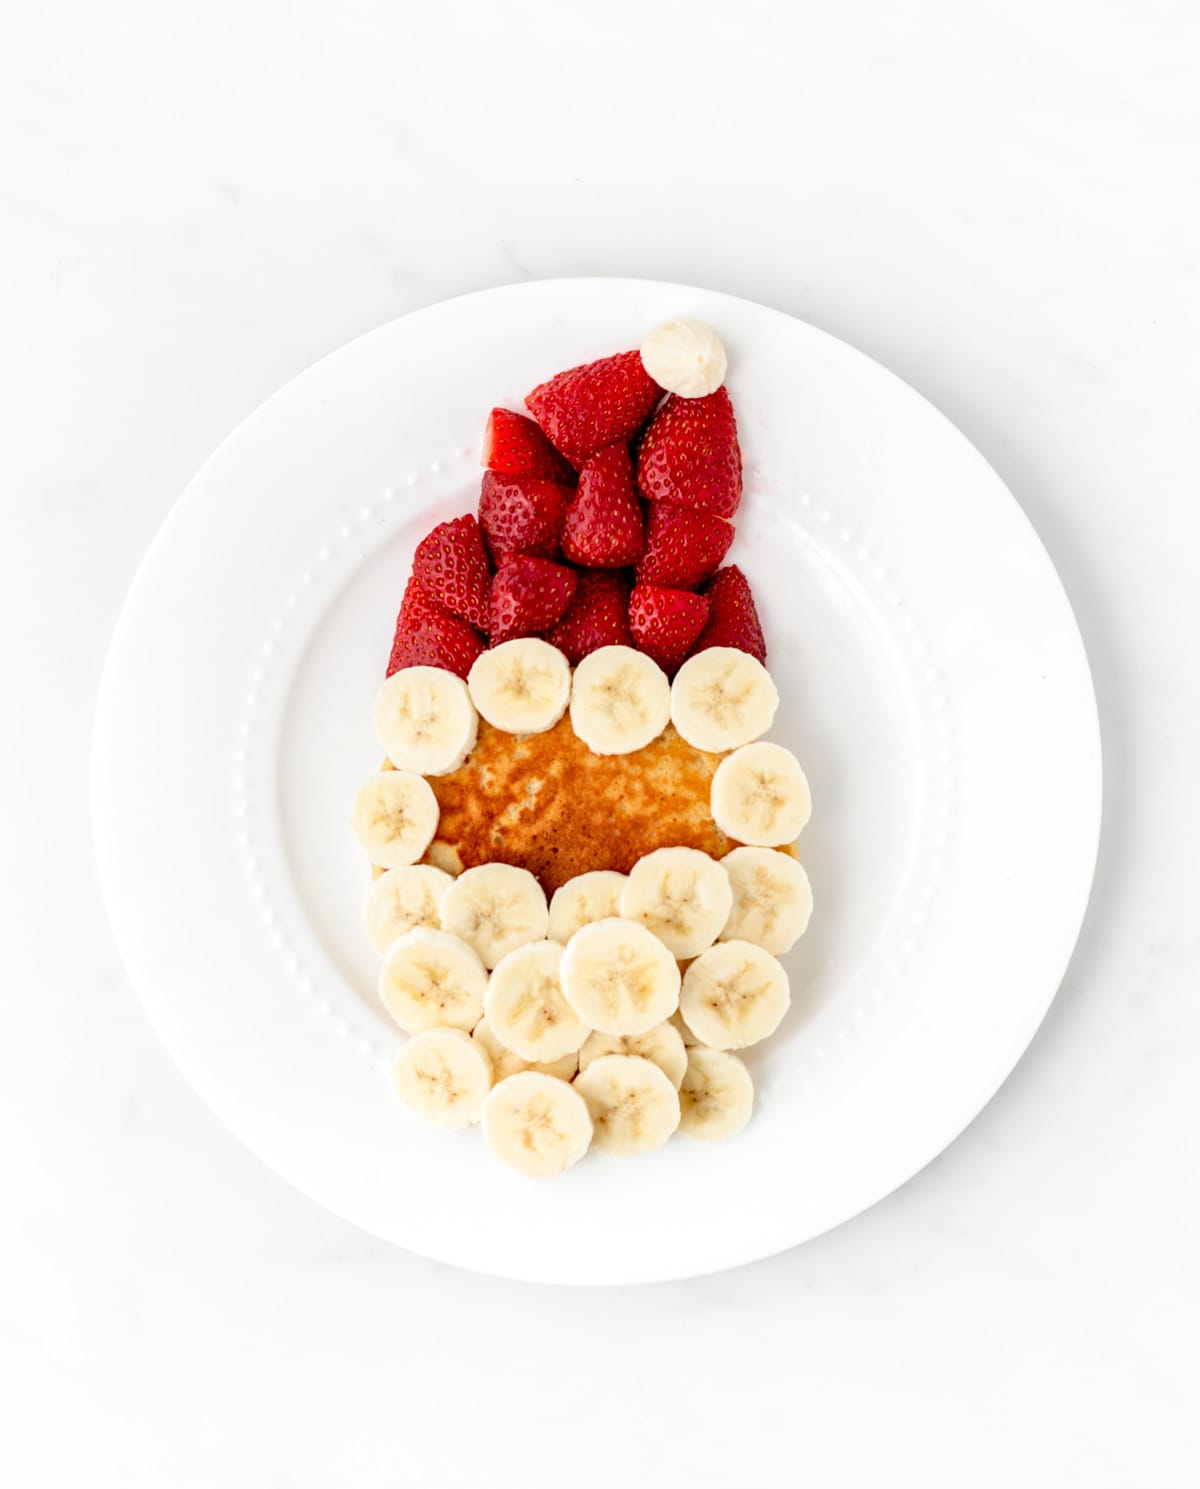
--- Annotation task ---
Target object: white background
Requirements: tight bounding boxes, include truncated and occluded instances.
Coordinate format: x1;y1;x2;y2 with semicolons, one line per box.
3;2;1198;1485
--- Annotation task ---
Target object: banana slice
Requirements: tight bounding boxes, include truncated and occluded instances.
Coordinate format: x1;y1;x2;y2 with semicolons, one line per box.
427;841;465;877
483;940;589;1063
668;1008;701;1047
378;926;488;1033
677;1047;754;1140
670;647;779;753
372;666;478;776
619;846;733;959
363;864;454;955
468;638;571;735
391;1027;493;1130
573;1054;681;1155
569;645;671;755
710;742;811;847
352;771;440;869
440;863;549;969
640;318;727;398
560;917;680;1035
481;1071;593;1177
719;846;813;955
471;1016;579;1084
547;870;628;944
679;940;790;1049
578;1021;688;1089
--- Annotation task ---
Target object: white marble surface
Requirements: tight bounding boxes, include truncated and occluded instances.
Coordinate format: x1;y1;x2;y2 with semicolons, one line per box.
2;2;1197;1484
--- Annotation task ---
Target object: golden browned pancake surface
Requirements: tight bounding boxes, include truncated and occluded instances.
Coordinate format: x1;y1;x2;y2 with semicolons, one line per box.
413;717;733;893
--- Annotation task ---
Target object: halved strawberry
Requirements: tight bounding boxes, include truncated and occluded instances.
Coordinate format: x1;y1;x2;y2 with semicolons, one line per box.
628;583;709;675
489;556;578;642
386;576;486;680
560;443;644;568
548;571;632;663
635;500;733;590
481;407;576;484
692;565;767;664
478;471;571;564
411;513;490;631
636;387;742;519
526;350;661;468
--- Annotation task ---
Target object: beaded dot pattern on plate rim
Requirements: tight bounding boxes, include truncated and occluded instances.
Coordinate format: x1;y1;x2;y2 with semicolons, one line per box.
231;448;959;1076
750;462;961;1075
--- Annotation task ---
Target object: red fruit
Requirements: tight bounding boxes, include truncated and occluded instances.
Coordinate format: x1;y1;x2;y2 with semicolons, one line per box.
548;571;632;663
628;584;710;676
489;556;578;642
560;443;645;568
386;576;485;680
692;565;767;664
411;513;491;631
636;387;742;519
481;407;576;484
635;500;733;590
478;471;571;564
526;350;661;468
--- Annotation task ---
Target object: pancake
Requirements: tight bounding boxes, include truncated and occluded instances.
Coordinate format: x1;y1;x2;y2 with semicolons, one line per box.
381;716;741;893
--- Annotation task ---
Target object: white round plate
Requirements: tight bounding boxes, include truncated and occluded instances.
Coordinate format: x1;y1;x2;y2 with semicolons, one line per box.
93;279;1100;1284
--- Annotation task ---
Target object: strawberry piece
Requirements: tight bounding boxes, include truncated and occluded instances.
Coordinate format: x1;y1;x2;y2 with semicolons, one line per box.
478;471;571;564
489;556;578;642
481;407;576;484
635;500;733;590
628;583;709;676
386;576;485;680
548;571;632;663
692;565;767;664
526;350;661;468
560;443;645;568
411;513;491;631
636;387;742;519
